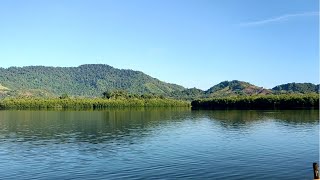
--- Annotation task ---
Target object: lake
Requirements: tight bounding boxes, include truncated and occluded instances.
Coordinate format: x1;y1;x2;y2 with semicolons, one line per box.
0;108;318;179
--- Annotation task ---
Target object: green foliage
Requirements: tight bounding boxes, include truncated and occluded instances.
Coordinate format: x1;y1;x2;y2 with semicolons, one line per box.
102;90;167;100
0;96;190;110
0;64;184;98
0;65;318;101
272;83;319;94
191;93;319;110
206;80;250;94
204;80;272;97
170;88;205;100
102;90;129;99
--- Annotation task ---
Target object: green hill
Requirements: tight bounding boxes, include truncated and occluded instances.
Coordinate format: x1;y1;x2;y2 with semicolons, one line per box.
0;64;317;99
205;80;272;97
0;64;184;97
169;80;273;100
272;83;319;94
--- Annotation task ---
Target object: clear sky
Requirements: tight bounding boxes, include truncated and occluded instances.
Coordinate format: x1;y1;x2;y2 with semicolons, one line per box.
0;0;318;90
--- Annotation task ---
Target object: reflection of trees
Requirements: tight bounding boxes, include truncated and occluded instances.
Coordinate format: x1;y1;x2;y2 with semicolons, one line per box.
191;110;265;129
0;108;191;144
191;110;319;129
268;110;319;123
0;109;318;144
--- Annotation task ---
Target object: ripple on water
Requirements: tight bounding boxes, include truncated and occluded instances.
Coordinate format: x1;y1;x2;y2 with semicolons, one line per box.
0;110;318;179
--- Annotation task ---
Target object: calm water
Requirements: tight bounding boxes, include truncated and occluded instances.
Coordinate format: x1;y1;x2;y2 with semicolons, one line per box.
0;109;318;179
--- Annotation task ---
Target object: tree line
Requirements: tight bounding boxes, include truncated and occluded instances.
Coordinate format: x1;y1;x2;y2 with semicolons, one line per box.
0;90;190;110
191;93;319;110
1;90;318;110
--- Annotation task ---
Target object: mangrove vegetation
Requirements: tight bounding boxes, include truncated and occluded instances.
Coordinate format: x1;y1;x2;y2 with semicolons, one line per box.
191;93;319;110
0;91;190;110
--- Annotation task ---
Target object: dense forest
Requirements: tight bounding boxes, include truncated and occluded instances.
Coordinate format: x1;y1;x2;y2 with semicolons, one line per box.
169;80;318;100
191;93;319;110
272;83;319;94
0;65;318;110
0;90;190;110
0;65;318;100
0;64;184;97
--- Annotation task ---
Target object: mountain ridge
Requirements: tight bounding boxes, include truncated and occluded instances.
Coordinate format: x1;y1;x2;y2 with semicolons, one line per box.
0;64;184;97
0;64;318;99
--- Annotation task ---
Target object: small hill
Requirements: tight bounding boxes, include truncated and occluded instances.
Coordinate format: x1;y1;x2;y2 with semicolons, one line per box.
272;83;319;94
205;80;272;97
0;64;185;97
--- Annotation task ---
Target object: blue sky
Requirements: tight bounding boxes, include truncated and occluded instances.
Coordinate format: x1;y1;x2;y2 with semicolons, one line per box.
0;0;318;90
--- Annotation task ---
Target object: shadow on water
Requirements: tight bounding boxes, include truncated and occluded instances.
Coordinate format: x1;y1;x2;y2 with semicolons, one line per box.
0;108;318;144
191;109;319;128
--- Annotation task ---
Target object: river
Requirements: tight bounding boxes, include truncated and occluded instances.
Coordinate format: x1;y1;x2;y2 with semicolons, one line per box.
0;109;318;179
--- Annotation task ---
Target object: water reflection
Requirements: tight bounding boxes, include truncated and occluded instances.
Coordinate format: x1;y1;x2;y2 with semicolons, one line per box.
0;108;191;144
191;110;319;130
0;109;318;144
0;109;318;179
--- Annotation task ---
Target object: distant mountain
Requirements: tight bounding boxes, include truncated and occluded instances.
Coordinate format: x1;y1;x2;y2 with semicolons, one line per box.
272;83;319;94
169;80;273;100
205;80;272;97
0;64;317;99
0;64;184;97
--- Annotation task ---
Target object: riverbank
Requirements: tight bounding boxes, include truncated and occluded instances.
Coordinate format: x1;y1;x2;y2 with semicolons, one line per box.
0;98;190;110
1;93;318;110
191;93;319;110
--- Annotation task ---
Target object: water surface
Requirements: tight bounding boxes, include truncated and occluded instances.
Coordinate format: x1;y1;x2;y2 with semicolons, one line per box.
0;109;318;179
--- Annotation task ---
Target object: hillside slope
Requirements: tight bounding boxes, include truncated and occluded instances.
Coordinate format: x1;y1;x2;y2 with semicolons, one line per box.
0;65;317;99
272;83;319;94
205;80;272;97
0;64;185;97
169;88;205;100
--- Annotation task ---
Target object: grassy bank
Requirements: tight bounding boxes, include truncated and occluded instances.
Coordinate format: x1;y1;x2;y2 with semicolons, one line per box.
1;93;318;110
0;97;190;110
191;93;319;110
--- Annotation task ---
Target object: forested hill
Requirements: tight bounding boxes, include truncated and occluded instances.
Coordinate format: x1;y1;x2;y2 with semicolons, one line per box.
0;64;185;97
169;80;271;100
205;80;272;97
272;83;319;94
0;65;318;99
203;81;318;97
169;80;318;100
